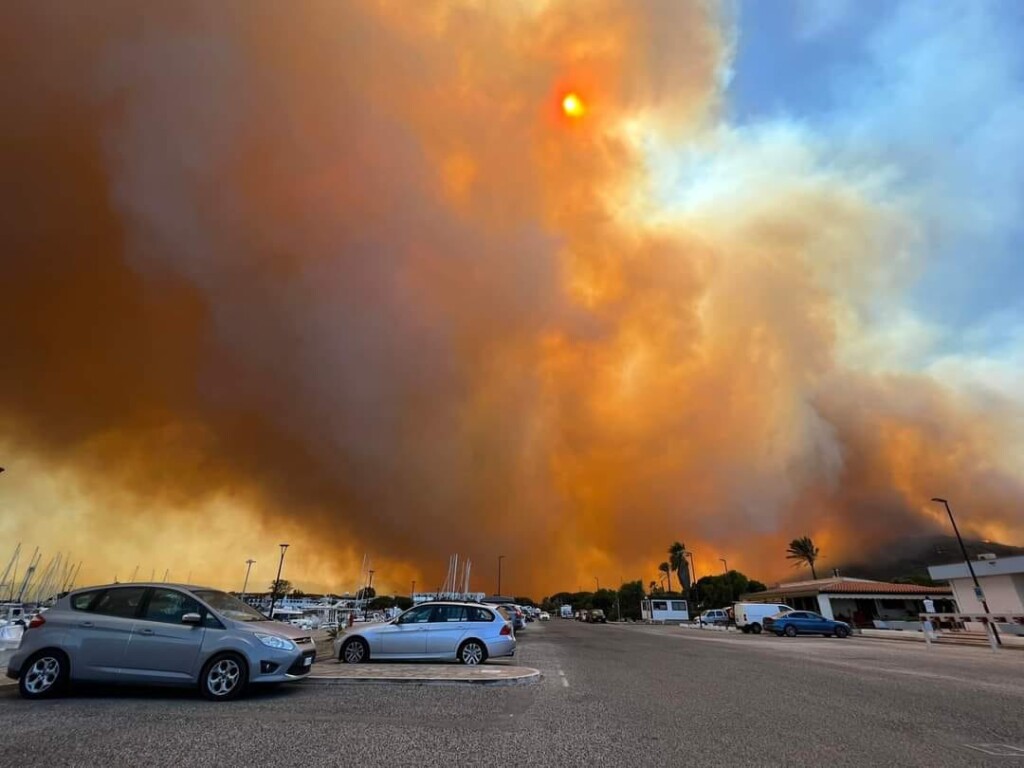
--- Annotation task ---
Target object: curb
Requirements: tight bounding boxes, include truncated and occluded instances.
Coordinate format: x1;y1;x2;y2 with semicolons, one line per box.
305;667;541;688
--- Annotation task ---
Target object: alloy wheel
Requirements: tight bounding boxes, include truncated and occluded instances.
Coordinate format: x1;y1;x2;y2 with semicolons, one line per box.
24;656;60;695
343;640;366;663
207;658;241;696
461;642;484;665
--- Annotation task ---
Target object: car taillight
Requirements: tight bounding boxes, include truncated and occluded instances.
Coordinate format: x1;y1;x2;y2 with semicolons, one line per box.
28;615;45;629
500;624;512;636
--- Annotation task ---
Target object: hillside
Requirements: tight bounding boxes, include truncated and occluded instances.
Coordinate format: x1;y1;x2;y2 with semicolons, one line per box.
832;535;1024;584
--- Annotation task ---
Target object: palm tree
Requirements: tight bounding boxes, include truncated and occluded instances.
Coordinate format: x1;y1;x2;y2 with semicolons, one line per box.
668;542;689;592
786;536;820;579
658;562;672;592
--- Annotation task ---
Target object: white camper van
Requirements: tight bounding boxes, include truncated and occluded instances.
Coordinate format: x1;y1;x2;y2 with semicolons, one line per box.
734;602;793;634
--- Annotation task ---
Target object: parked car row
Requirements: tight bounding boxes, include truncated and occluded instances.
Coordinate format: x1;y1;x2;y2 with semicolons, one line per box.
695;602;852;639
7;585;527;703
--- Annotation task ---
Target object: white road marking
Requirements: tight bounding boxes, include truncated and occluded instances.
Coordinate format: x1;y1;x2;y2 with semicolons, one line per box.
558;669;569;687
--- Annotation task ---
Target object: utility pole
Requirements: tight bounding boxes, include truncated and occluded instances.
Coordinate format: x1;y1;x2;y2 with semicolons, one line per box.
267;543;289;621
241;559;256;599
684;550;697;610
931;498;1000;645
497;555;505;597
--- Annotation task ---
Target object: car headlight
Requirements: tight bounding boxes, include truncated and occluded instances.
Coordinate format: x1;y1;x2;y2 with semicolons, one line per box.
254;633;296;651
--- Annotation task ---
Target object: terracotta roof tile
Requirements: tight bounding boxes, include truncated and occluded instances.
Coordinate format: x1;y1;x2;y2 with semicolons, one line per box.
749;578;952;597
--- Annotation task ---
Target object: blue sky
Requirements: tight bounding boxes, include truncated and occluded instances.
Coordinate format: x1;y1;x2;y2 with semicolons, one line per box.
728;0;1024;344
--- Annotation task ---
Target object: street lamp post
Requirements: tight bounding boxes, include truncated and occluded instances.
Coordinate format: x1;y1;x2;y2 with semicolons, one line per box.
931;498;1000;645
594;576;600;592
683;550;698;609
241;559;256;599
719;558;728;574
267;544;289;620
412;580;416;600
497;555;505;597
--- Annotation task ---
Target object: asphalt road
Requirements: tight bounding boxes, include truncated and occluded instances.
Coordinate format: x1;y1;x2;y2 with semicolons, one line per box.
2;620;1022;766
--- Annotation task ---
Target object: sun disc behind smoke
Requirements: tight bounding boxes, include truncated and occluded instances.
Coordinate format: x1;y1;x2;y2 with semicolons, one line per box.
562;92;586;118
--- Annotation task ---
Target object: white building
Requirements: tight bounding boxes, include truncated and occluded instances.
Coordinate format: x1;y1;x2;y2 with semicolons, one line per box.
740;577;953;628
928;555;1024;615
642;597;689;623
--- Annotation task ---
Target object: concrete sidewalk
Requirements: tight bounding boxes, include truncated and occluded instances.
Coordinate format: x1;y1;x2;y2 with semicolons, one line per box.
307;661;541;687
674;622;1024;649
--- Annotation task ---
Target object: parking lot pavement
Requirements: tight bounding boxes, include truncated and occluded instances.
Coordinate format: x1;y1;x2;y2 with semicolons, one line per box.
1;619;1022;767
622;621;1024;695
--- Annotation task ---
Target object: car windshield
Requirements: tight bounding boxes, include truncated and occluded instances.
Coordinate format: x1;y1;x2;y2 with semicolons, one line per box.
193;589;269;622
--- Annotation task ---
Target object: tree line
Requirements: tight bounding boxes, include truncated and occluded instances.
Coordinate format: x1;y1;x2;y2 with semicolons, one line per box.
539;534;823;618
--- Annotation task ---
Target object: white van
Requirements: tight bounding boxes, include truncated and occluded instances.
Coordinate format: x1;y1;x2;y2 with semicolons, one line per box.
734;602;793;634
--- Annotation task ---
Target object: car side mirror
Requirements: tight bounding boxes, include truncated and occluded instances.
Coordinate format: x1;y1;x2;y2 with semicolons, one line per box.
181;612;202;625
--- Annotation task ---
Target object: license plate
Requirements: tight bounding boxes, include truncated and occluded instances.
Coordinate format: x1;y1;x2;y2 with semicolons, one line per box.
303;656;312;667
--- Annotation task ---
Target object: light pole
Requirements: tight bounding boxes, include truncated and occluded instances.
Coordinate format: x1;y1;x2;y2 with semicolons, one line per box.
497;555;505;597
683;550;697;609
594;576;600;592
241;559;256;599
267;543;289;620
719;558;728;574
931;498;1000;645
412;580;416;599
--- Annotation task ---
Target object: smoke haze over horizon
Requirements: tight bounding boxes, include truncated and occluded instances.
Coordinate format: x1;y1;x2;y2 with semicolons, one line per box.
2;0;1023;597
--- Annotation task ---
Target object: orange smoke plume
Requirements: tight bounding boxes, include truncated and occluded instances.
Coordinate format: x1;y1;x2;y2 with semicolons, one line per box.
1;1;1021;595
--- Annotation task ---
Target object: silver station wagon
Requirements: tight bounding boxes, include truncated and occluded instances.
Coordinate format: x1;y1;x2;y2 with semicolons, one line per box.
7;583;315;701
334;601;515;665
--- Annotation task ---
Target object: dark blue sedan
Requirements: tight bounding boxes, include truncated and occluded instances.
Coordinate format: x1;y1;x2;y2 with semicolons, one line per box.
764;611;851;638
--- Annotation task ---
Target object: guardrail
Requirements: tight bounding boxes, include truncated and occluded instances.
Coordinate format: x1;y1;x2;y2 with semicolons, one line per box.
919;612;1024;651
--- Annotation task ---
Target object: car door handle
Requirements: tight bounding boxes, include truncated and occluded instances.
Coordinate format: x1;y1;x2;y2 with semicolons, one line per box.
79;621;94;628
138;628;155;636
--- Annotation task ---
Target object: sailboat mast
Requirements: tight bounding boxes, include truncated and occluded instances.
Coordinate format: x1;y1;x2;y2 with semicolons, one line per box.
16;547;41;603
0;543;20;601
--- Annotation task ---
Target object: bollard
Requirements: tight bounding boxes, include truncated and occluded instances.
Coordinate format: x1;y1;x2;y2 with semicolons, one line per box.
984;620;998;652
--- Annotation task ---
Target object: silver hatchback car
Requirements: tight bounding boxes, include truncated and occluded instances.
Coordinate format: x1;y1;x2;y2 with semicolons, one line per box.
7;583;316;701
334;601;515;664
